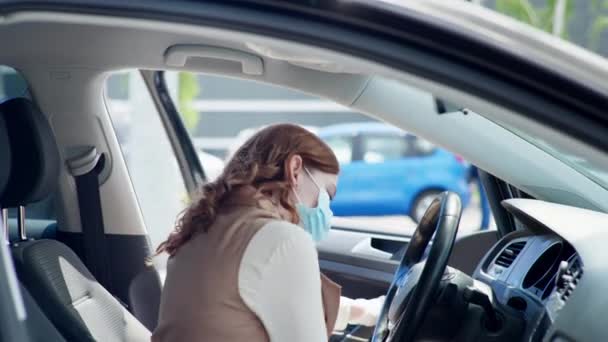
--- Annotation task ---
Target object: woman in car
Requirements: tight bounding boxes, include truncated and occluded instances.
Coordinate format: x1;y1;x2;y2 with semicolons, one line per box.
152;124;384;342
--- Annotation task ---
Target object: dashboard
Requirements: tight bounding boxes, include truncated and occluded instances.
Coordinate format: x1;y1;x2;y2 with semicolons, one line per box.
474;232;582;341
321;198;608;341
472;198;608;342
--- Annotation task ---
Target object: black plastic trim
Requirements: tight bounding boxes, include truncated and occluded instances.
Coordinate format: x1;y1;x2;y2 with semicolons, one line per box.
155;71;205;187
480;170;516;237
140;70;205;193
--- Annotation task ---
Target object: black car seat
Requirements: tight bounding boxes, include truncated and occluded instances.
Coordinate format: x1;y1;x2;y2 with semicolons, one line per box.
0;98;150;342
0;103;66;342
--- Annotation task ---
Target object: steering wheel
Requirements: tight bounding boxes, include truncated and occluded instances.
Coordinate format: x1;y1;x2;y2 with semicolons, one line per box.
372;191;462;342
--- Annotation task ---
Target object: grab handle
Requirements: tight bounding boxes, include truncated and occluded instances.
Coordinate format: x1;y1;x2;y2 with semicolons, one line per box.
165;45;264;75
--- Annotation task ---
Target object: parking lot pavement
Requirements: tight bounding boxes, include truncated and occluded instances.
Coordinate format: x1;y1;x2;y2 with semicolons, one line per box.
332;204;495;237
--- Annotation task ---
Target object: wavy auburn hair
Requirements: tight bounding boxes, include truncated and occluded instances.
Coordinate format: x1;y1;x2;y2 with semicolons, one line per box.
156;124;340;257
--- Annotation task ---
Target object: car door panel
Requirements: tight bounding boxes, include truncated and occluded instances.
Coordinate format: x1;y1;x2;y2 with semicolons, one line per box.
319;227;494;297
317;229;405;299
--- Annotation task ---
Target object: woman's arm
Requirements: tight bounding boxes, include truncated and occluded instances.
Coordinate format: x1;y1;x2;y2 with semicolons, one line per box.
239;221;328;342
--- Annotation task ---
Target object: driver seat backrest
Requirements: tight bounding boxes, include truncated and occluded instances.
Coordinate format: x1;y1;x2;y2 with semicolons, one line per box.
0;98;150;342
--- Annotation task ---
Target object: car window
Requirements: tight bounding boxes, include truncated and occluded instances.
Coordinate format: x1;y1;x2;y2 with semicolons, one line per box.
410;136;436;156
324;136;353;164
0;66;55;221
163;71;491;236
6;198;55;221
0;66;29;101
362;135;407;162
494;119;608;191
105;71;189;248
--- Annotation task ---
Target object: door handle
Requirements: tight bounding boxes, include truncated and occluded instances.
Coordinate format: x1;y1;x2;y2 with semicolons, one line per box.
350;238;393;259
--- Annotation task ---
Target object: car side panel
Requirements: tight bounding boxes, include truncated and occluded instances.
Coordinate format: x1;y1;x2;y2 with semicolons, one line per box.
332;159;410;216
407;150;471;207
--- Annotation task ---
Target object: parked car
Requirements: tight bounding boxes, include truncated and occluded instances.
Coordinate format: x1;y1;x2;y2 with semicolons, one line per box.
318;122;470;222
225;125;319;162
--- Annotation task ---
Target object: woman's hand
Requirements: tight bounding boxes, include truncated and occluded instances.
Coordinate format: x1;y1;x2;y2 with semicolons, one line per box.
336;295;387;331
349;295;386;327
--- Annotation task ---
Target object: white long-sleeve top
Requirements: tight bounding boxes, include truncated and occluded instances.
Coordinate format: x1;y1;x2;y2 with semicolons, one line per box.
237;221;380;342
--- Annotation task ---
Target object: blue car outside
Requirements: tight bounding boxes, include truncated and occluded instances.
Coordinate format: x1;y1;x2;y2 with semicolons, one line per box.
317;122;470;221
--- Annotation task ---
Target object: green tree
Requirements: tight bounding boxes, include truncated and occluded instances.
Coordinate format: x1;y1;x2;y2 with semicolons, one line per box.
496;0;540;27
589;0;608;51
177;72;201;132
494;0;608;54
495;0;573;39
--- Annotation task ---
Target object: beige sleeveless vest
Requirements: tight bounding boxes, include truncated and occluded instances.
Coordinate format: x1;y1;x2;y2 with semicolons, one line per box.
152;187;341;341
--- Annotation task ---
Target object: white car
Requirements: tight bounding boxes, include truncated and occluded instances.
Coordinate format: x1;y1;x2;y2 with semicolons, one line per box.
225;125;319;162
197;151;224;181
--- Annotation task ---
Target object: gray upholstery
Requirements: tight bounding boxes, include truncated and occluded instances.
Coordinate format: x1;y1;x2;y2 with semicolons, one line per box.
12;240;150;342
129;267;162;331
0;97;60;207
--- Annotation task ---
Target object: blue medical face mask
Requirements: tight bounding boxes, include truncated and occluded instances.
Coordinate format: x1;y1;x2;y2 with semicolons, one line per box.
294;168;334;242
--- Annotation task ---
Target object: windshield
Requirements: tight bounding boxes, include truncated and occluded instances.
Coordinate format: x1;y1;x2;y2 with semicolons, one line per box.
501;123;608;190
466;1;608;189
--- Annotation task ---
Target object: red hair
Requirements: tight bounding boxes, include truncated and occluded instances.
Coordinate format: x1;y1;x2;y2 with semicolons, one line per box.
156;124;339;257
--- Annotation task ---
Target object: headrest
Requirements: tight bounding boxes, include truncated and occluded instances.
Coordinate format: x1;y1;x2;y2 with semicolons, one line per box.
0;98;60;207
0;114;10;198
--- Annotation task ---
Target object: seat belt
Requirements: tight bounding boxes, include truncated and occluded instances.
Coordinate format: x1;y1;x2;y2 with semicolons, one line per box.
68;147;112;292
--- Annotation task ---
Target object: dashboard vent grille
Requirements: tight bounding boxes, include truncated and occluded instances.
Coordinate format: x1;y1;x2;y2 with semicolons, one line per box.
559;255;583;302
495;241;526;268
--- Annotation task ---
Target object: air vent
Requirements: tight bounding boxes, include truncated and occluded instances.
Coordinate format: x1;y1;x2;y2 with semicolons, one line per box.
495;241;526;268
559;255;583;302
523;243;562;292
